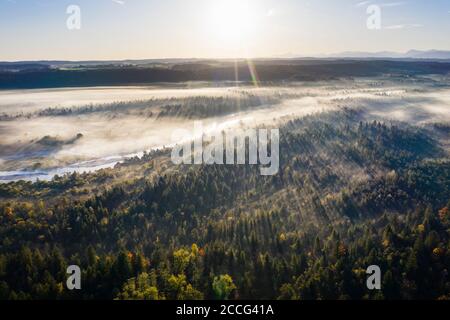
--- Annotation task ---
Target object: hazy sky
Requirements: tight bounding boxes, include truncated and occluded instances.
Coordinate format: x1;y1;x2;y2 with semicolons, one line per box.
1;0;450;61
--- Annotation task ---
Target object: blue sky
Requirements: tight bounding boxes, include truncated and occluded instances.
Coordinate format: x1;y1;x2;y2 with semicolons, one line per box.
1;0;450;61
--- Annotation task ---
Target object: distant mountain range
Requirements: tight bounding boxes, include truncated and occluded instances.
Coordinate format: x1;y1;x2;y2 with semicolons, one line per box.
319;49;450;60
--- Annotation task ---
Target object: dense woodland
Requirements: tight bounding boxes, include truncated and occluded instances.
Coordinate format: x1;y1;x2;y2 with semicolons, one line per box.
0;109;449;300
2;60;450;89
0;93;280;121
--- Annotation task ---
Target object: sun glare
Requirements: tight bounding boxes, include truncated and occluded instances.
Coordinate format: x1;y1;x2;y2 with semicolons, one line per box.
207;0;259;47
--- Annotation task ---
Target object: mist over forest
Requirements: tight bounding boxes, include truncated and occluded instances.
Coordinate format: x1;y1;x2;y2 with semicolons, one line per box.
0;60;449;300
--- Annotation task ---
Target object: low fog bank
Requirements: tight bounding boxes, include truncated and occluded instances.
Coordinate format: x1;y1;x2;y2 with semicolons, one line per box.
0;78;449;182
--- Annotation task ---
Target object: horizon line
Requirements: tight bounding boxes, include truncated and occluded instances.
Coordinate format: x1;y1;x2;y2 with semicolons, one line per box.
2;48;450;63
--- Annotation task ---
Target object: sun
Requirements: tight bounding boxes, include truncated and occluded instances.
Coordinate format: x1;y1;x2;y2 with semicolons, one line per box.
207;0;258;46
